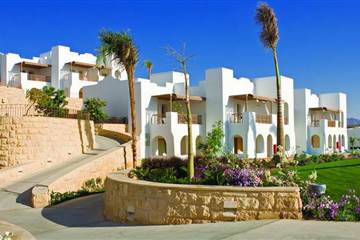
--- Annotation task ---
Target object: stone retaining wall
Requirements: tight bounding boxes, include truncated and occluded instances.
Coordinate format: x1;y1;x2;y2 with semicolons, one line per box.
32;142;133;208
104;173;302;225
0;116;94;168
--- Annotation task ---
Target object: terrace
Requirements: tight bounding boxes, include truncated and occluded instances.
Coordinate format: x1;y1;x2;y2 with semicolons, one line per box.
229;94;288;125
309;107;344;128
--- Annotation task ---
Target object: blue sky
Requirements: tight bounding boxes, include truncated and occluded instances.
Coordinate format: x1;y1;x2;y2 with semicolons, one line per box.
0;0;359;118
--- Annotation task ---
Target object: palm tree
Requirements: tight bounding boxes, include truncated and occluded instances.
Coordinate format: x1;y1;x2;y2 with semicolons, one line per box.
98;30;139;167
143;60;153;79
255;3;285;150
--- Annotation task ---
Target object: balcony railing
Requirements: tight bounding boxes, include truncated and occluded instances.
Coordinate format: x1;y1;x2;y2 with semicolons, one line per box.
328;120;336;128
230;113;243;123
151;114;165;124
256;113;272;124
28;74;51;82
310;120;320;127
178;114;202;124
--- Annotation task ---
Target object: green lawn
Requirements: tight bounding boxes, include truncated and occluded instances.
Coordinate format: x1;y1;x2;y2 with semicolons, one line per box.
295;158;360;200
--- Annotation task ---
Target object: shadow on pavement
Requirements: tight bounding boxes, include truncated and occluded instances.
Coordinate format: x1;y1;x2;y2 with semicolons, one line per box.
41;193;126;227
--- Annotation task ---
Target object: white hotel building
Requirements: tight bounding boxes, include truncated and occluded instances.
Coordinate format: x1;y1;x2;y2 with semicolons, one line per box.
0;46;347;159
83;67;348;159
0;45;121;98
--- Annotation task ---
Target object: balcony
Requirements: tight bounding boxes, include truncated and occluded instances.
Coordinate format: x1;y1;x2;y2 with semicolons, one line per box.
310;119;340;129
28;74;51;82
151;112;203;125
178;114;202;124
328;120;336;128
256;113;272;124
230;113;243;123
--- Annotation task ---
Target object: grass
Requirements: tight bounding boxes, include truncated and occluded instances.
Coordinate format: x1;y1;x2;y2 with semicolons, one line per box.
294;158;360;200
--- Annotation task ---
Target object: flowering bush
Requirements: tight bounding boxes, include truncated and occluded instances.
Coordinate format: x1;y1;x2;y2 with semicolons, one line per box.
303;189;360;221
224;168;264;186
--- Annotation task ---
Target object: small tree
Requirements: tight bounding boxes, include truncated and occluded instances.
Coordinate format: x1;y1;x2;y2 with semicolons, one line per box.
166;44;195;180
350;137;359;150
198;121;224;159
84;97;108;123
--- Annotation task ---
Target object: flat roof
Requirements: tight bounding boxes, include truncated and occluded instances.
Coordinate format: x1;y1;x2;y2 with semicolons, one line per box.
230;94;281;103
67;61;96;68
309;107;341;113
17;61;51;69
154;93;205;102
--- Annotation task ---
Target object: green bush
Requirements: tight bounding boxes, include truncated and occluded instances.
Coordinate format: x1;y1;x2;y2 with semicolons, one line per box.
84;97;108;122
50;178;104;205
26;86;68;116
197;121;224;159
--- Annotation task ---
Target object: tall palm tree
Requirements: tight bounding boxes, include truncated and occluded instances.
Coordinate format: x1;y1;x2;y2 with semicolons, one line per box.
98;30;139;167
255;3;285;150
143;60;153;79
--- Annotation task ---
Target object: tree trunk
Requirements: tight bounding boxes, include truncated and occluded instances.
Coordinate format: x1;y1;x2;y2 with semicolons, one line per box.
272;48;285;150
126;65;138;167
183;64;194;180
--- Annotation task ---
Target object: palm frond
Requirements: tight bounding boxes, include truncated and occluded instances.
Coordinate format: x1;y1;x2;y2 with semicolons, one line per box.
255;3;279;50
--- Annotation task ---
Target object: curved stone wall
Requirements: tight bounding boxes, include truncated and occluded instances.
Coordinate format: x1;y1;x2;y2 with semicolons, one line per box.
104;173;302;225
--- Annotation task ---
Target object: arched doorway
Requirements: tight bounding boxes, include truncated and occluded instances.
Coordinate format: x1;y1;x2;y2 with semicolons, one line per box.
256;135;265;154
311;135;320;149
267;135;273;157
180;136;188;155
234;136;244;154
333;135;337;151
79;88;84;99
152;136;167;156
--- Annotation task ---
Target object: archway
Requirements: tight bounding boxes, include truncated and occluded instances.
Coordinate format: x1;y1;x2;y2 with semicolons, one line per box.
152;136;167;156
333;135;337;151
328;135;333;149
342;135;345;147
311;135;320;149
180;136;188;155
234;136;244;154
284;102;289;124
256;135;265;154
79;88;84;99
267;135;273;157
285;135;290;151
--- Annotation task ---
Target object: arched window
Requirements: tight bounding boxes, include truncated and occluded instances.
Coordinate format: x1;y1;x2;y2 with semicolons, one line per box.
284;102;289;125
181;136;188;155
267;135;273;157
234;136;244;154
333;135;337;150
342;135;345;147
152;136;167;156
285;135;290;151
256;135;264;154
328;135;333;148
311;135;320;149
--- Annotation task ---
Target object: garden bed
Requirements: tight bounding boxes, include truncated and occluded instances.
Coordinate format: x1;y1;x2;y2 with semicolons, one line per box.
104;171;302;225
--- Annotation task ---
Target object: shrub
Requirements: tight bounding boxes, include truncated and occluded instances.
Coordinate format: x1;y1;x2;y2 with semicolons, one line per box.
50;178;104;205
84;97;108;122
26;86;68;116
197;121;224;159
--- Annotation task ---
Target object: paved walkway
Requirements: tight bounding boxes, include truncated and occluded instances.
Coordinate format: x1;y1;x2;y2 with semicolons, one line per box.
0;136;359;239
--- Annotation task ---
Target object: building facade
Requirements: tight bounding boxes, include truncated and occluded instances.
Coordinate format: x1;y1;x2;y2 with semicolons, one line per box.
294;89;347;154
83;67;322;159
0;45;122;98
